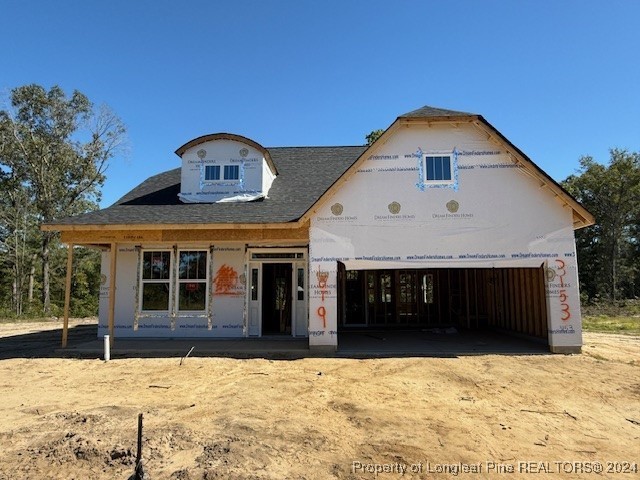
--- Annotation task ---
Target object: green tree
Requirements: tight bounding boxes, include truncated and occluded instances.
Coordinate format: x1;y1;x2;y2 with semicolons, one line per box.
563;149;640;301
365;129;384;146
0;84;125;314
0;170;40;315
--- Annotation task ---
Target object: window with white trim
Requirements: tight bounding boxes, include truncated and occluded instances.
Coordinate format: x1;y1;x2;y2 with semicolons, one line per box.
201;164;240;183
224;164;240;180
204;165;220;181
177;250;208;311
141;251;172;311
423;154;453;183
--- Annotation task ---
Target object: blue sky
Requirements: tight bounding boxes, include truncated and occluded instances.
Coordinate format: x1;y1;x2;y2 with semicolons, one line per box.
2;0;639;207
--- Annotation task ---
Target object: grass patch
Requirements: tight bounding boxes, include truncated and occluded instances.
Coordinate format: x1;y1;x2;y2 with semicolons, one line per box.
582;315;640;335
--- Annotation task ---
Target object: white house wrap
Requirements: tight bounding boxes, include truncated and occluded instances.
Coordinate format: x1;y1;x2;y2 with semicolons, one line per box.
45;106;593;353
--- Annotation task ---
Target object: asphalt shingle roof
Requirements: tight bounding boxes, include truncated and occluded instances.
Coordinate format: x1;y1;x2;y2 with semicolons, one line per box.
400;105;475;118
51;145;367;226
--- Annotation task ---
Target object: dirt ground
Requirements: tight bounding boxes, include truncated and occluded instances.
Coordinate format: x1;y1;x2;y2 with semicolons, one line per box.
0;321;638;479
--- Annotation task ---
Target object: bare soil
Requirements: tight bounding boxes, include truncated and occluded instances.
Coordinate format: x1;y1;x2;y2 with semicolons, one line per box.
0;320;638;479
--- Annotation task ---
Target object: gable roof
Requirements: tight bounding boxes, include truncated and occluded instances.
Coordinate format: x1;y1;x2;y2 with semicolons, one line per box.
300;105;595;229
400;105;475;118
44;105;594;232
45;146;366;228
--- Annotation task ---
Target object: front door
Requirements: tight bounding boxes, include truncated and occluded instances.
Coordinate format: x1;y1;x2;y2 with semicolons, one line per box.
261;263;292;335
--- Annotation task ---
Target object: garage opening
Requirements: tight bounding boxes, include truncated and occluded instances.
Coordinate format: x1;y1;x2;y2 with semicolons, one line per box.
337;264;548;341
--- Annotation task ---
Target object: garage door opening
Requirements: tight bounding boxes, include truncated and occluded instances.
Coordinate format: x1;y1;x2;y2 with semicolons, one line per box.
337;264;548;342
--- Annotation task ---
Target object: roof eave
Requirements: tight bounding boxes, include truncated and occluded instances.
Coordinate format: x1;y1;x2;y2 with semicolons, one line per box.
470;116;595;229
174;132;279;176
41;221;305;232
298;120;403;223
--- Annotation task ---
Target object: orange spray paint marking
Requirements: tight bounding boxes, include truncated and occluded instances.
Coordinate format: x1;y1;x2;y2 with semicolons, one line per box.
317;306;327;328
554;259;571;321
213;264;239;295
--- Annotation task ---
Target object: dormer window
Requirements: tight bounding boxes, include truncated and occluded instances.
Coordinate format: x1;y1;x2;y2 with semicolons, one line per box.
224;165;240;181
177;133;278;203
202;164;241;183
204;165;220;181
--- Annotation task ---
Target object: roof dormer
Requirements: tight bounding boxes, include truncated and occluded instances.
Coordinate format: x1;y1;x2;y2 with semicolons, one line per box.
175;133;277;203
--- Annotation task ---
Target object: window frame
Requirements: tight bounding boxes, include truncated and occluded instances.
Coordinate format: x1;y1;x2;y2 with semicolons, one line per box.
176;249;210;313
204;165;221;181
422;154;455;185
223;164;240;181
139;249;173;314
200;163;242;185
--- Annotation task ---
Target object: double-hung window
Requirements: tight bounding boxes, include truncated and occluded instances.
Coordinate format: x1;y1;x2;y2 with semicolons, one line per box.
178;250;208;311
202;164;240;183
140;250;209;314
423;154;454;184
141;251;172;311
204;165;220;181
223;165;240;181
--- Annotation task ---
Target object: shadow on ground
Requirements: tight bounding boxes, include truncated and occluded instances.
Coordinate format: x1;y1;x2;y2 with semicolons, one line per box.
0;323;97;360
0;323;550;360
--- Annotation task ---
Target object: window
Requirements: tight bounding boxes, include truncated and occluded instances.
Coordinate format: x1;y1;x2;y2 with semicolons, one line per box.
139;249;210;315
224;165;240;180
423;155;453;182
141;251;171;311
204;165;220;181
178;251;208;311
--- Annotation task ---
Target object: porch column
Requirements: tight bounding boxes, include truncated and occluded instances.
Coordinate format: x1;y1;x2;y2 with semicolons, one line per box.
108;243;118;347
61;244;74;348
308;261;338;353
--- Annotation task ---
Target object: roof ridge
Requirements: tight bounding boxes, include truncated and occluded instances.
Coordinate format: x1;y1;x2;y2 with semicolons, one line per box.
266;145;366;150
399;105;476;118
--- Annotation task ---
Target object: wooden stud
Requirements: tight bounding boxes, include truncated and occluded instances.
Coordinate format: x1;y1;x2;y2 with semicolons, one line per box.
511;270;518;331
532;268;542;337
523;268;533;335
62;244;74;348
464;270;470;328
519;269;528;334
522;268;533;335
516;269;524;333
61;227;309;245
533;267;541;337
530;268;538;337
516;269;523;334
538;266;549;338
511;269;518;332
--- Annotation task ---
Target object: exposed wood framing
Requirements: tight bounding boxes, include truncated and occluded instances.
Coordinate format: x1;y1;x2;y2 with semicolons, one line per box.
43;221;305;232
60;227;309;245
487;267;547;339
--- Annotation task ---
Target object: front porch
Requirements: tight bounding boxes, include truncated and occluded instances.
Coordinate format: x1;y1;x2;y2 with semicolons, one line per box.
51;326;548;359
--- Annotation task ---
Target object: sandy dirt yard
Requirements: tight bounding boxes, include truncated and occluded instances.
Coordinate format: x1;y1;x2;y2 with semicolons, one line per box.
0;321;638;480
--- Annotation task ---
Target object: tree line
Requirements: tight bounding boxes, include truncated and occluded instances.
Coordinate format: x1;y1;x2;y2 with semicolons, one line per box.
0;85;637;318
0;84;125;317
562;150;639;302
